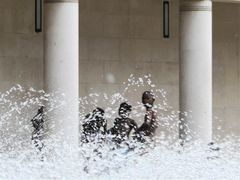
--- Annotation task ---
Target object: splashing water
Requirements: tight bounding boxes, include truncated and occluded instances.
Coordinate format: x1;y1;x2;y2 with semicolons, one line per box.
0;76;240;180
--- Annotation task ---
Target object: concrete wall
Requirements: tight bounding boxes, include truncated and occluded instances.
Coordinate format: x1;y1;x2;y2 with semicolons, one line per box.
213;3;240;137
0;0;240;138
0;0;43;91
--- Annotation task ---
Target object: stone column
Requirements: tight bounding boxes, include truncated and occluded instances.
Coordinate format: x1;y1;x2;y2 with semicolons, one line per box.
44;0;79;148
179;0;212;143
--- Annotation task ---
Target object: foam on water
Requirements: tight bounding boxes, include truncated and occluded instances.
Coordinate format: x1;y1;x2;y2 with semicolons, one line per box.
0;76;240;180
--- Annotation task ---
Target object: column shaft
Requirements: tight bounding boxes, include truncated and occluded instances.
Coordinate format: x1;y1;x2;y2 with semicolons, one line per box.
179;0;212;143
44;0;79;147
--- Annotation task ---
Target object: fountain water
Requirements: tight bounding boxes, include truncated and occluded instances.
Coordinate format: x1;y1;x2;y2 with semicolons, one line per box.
0;75;239;179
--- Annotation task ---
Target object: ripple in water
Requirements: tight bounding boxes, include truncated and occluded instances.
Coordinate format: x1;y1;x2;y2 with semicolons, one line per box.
0;75;239;180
